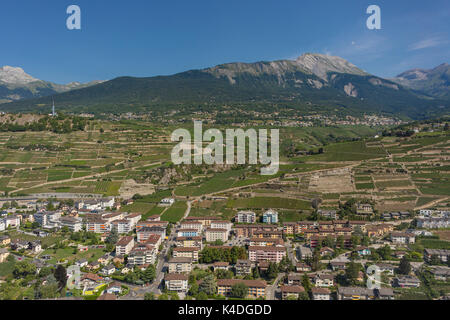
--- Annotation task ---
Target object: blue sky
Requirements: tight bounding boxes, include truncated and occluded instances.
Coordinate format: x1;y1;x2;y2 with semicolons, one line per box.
0;0;448;83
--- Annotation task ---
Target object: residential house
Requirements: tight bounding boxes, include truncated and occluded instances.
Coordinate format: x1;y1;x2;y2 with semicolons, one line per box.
0;248;9;263
0;235;11;246
106;282;123;295
280;285;305;300
296;262;312;272
330;261;346;271
314;274;334;287
213;262;230;271
311;287;331;300
391;232;415;244
101;264;116;276
75;259;89;268
394;275;421;288
355;246;371;256
430;267;450;281
424;249;450;263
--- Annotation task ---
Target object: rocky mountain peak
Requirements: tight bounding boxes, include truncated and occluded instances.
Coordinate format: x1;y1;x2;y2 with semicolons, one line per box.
0;66;39;85
294;53;368;80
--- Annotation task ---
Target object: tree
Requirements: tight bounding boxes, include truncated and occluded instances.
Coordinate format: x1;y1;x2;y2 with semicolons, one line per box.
13;261;37;279
345;262;361;285
252;267;260;279
142;264;156;283
377;245;392;260
301;273;311;293
231;282;248;299
266;262;279;280
54;265;67;291
311;249;320;271
198;274;216;296
106;229;119;245
398;256;411;275
298;291;310;300
170;292;180;300
144;292;155;300
188;282;199;296
196;292;208;300
158;293;169;300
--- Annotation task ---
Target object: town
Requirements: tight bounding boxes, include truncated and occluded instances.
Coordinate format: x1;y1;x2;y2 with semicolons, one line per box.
1;191;449;300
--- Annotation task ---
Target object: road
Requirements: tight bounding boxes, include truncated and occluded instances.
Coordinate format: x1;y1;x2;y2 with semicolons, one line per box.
123;214;180;299
266;274;284;300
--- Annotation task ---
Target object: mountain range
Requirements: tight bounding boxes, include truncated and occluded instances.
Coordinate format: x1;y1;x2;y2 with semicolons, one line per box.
0;66;103;103
0;54;448;119
391;63;450;100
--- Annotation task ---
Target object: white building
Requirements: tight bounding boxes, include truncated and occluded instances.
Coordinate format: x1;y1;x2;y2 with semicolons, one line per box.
164;273;189;293
263;210;279;224
205;228;229;242
210;220;232;232
391;232;415;244
160;198;175;206
59;216;82;232
116;236;135;256
5;215;21;228
235;211;256;223
111;220;133;234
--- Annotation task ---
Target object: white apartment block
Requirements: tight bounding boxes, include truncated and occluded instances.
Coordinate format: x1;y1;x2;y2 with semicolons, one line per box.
59;216;82;232
115;236;135;256
111;220;132;234
235;211;256;223
205;228;229;242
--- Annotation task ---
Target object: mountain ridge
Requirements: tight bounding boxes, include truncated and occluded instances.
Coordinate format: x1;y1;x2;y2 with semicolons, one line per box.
391;63;450;99
1;54;448;120
0;66;104;103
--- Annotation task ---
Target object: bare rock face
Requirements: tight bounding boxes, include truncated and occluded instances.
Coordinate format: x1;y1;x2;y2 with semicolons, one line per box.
344;83;358;97
0;66;39;85
204;53;368;85
295;53;368;81
0;65;105;103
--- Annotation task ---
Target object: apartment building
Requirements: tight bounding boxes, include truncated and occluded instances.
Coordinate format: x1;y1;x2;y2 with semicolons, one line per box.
164;273;188;293
59;216;82;232
172;247;200;262
168;257;192;273
205;228;229;243
262;210;279;224
115;236;135;256
248;246;286;263
111;220;133;234
235;211;256;224
86;219;110;233
217;279;266;298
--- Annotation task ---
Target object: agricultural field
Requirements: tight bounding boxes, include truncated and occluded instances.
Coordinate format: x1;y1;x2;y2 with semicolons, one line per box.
0;119;448;217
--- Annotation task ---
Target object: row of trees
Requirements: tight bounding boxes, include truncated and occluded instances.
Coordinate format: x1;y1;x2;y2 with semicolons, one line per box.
199;246;247;264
